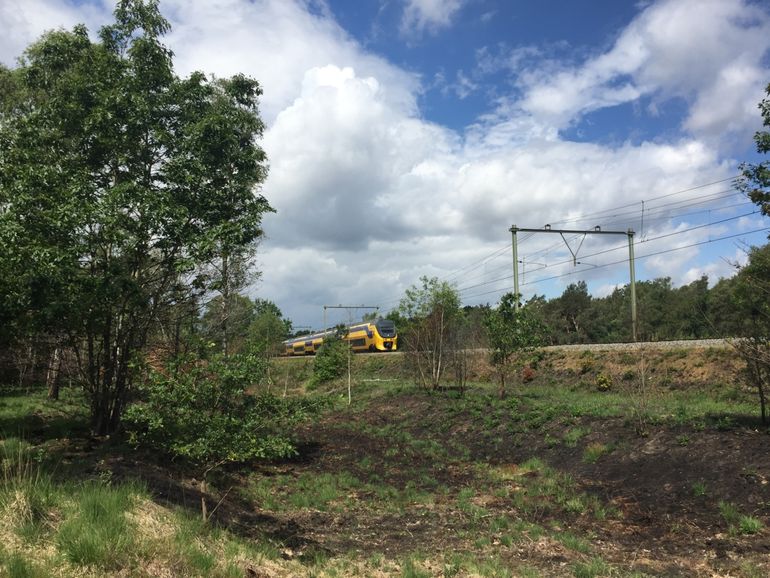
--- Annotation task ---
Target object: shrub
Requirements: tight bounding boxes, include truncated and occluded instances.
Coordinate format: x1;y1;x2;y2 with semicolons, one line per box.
311;336;348;386
124;352;325;519
595;374;612;391
521;365;536;383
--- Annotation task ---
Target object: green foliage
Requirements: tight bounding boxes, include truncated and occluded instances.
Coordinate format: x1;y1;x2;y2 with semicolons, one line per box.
124;353;322;468
56;482;139;569
200;293;256;354
731;243;770;423
0;1;271;434
738;81;770;218
595;374;612;391
397;276;463;389
311;335;348;387
484;293;546;397
248;298;292;356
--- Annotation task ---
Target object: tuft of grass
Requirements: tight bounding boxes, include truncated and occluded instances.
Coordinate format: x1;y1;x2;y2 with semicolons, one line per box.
572;556;612;578
0;437;58;542
2;552;47;578
691;481;707;497
402;556;431;578
583;442;612;463
56;481;141;570
557;532;592;553
719;501;764;535
738;516;763;535
563;426;591;447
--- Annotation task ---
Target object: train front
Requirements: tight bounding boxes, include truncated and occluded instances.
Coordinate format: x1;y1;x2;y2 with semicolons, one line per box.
374;318;398;351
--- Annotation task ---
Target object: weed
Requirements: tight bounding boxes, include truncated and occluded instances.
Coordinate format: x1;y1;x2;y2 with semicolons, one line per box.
739;516;763;535
563;426;590;447
544;434;560;448
676;434;690;446
595;374;612;391
56;481;141;569
583;442;612;463
557;532;591;553
572;556;612;578
690;481;707;497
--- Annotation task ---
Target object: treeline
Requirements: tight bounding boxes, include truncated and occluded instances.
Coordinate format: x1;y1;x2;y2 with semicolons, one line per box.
526;273;747;345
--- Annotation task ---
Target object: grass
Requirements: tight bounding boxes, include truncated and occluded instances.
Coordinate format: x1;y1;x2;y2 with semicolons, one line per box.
719;501;765;536
2;347;768;578
691;481;708;497
56;481;140;569
572;556;612;578
583;442;612;463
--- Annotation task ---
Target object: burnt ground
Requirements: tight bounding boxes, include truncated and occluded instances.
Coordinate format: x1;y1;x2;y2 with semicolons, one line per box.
234;385;770;577
37;346;769;577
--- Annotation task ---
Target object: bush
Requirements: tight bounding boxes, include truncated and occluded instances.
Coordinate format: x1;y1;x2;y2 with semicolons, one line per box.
521;366;536;383
125;352;323;468
311;337;348;386
596;374;612;391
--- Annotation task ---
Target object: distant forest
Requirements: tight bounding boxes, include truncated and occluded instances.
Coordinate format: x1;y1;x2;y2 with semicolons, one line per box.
479;273;749;345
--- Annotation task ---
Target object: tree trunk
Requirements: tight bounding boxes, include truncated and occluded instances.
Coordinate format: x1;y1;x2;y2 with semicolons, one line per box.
201;478;208;522
46;347;62;400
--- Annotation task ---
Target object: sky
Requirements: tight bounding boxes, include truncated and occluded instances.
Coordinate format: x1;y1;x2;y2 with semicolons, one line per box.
2;0;770;329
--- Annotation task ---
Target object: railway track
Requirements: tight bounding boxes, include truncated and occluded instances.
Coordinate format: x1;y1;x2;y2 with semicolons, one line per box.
281;338;733;358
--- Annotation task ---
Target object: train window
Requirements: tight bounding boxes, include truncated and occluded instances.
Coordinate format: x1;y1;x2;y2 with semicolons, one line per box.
375;319;396;337
351;338;366;347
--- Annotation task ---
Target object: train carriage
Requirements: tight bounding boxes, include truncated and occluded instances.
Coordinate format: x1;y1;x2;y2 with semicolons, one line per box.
283;319;397;355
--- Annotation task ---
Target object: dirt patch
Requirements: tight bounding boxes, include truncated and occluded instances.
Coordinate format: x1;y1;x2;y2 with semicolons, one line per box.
239;385;770;576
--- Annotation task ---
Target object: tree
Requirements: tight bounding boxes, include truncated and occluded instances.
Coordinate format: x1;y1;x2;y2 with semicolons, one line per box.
124;352;321;520
248;298;292;356
557;281;591;342
0;1;271;434
200;294;256;355
397;276;462;390
731;244;770;424
738;81;770;216
733;83;770;424
484;293;546;398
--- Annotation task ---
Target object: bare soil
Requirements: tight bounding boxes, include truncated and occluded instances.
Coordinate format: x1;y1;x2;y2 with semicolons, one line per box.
100;345;770;576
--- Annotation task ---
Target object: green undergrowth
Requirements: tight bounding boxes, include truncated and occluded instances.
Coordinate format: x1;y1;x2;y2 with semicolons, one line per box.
0;436;283;577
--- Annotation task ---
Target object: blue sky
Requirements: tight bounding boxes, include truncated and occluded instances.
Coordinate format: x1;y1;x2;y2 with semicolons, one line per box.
2;0;770;329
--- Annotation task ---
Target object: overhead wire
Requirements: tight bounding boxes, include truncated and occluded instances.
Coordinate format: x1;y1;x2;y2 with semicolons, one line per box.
454;210;762;295
459;226;770;302
373;175;751;311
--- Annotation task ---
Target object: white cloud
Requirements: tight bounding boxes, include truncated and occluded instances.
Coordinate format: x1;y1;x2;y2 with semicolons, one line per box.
400;0;466;36
507;0;770;145
161;0;419;123
1;0;767;326
0;0;110;66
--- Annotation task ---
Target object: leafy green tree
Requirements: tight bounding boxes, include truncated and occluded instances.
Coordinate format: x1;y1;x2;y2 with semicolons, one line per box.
200;294;256;355
124;352;321;519
311;330;348;388
557;281;592;343
398;276;462;390
738;81;770;216
732;82;770;424
248;298;292;356
0;1;271;434
484;293;546;398
731;244;770;424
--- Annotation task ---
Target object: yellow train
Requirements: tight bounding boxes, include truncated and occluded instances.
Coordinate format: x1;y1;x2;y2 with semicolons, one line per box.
283;319;398;355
